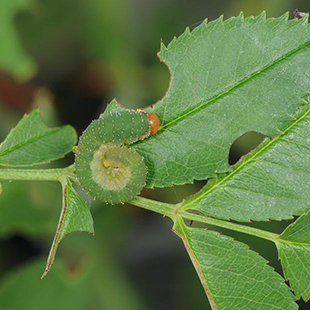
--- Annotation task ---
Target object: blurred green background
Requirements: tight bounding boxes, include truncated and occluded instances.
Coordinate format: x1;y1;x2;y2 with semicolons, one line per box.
0;0;309;309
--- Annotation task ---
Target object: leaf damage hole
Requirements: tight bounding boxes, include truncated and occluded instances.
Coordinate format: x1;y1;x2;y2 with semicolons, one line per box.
142;179;207;204
229;131;267;166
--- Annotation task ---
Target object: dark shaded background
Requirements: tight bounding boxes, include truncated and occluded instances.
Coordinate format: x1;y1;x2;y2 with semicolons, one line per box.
0;0;309;309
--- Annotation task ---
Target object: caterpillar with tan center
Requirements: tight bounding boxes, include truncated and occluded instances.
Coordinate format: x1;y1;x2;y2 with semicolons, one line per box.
75;107;160;204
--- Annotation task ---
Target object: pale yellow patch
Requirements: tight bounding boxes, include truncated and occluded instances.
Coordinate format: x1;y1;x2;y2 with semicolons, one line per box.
90;144;131;191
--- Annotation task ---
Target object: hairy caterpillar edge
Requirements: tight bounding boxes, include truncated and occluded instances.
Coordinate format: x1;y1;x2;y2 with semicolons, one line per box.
75;109;159;204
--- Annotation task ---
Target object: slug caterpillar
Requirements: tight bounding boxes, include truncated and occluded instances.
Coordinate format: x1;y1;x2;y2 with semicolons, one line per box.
75;104;160;204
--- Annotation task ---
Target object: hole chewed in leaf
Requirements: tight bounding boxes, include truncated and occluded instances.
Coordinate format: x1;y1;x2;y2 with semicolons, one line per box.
229;131;267;166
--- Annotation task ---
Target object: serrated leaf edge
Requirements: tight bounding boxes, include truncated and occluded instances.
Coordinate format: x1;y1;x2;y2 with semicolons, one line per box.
156;12;308;128
174;217;297;309
41;178;94;278
0;109;77;167
181;105;310;222
173;218;217;310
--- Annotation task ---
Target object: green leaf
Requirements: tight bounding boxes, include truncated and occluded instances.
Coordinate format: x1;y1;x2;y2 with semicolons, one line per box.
132;13;310;188
276;210;310;301
0;0;36;79
42;178;94;278
0;109;77;167
101;98;126;116
181;107;310;222
174;218;297;310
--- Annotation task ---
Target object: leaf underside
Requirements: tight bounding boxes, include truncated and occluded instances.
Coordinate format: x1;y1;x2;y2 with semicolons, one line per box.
182;107;310;222
132;12;310;309
0;109;77;167
1;11;309;310
42;178;94;278
277;209;310;301
131;13;310;190
174;218;297;310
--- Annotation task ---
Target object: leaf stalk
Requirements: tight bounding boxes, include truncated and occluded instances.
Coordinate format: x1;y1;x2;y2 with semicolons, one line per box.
130;196;279;242
0;164;75;182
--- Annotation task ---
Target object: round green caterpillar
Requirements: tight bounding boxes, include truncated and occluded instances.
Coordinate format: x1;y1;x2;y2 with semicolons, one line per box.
75;109;158;204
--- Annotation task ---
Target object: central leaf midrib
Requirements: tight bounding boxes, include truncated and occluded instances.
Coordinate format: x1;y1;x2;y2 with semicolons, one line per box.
174;218;218;310
0;128;63;159
277;239;310;247
160;38;310;131
182;106;310;209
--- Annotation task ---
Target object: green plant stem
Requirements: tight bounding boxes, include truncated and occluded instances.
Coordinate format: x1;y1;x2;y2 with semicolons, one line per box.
0;164;279;243
130;196;279;243
0;165;75;182
180;211;279;242
130;196;176;218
